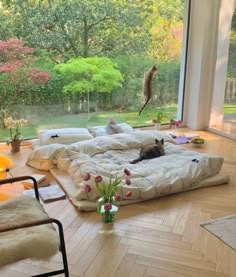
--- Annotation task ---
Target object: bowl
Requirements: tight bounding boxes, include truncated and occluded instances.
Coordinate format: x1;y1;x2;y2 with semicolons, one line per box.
190;137;206;147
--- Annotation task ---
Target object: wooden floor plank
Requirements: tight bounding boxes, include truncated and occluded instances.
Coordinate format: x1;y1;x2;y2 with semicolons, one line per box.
82;235;121;277
120;237;203;260
112;227;192;250
216;245;231;275
136;256;229;277
146;266;187;277
230;249;236;277
114;253;137;277
128;263;147;277
203;231;220;263
128;246;215;271
181;206;201;243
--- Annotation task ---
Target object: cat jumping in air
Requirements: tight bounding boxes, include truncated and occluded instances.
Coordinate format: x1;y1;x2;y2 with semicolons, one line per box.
139;64;158;115
130;138;165;164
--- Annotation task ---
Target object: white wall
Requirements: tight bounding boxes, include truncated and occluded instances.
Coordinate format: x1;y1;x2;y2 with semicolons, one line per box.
184;0;220;130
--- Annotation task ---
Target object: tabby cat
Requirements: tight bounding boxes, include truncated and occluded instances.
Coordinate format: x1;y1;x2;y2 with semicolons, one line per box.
130;138;165;164
139;64;158;115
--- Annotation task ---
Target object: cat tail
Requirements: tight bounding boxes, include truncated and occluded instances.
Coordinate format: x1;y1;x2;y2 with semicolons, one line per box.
138;99;149;116
130;157;142;164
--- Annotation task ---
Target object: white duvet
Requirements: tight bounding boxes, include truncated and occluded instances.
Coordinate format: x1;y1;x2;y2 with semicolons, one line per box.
27;130;229;206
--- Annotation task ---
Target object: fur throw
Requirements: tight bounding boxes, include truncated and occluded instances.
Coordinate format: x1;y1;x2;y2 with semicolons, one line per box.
0;196;59;268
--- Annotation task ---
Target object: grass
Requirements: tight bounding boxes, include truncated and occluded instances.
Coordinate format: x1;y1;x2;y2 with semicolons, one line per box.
0;106;177;141
223;104;236;114
0;104;235;142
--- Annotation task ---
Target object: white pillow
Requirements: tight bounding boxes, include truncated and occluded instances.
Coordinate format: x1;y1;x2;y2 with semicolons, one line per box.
89;123;134;137
26;144;66;171
31;138;41;149
118;123;134;133
38;128;94;145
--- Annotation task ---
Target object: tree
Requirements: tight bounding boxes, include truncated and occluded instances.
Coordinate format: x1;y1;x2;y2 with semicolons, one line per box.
54;57;123;114
0;38;51;122
146;0;184;62
228;10;236;78
0;0;185;111
0;0;151;61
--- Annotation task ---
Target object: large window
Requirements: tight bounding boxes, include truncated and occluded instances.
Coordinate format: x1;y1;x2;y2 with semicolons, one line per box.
209;0;236;139
0;0;188;141
224;8;236;135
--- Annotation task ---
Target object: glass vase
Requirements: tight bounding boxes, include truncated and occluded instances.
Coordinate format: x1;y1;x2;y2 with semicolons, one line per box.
97;196;119;224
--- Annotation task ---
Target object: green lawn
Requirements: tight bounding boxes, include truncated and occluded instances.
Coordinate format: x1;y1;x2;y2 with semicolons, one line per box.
0;104;235;142
0;106;177;141
224;104;236;114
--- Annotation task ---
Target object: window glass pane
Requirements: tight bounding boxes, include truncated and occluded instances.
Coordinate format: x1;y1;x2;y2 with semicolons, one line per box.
0;0;186;141
224;9;236;132
209;2;236;139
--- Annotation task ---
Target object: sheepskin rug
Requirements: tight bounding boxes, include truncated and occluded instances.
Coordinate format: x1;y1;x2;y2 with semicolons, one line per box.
0;195;60;268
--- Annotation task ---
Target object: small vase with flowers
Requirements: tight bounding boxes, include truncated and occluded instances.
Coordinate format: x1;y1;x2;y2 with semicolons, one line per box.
4;116;28;153
83;169;132;224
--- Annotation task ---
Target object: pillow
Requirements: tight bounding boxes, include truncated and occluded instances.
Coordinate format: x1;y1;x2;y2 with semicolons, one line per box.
89;122;134;137
26;144;66;171
38;128;94;145
105;119;123;135
118;123;134;133
31;138;41;149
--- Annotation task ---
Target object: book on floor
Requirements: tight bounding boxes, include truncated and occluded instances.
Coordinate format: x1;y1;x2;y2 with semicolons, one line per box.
38;183;66;203
175;136;191;144
21;174;48;189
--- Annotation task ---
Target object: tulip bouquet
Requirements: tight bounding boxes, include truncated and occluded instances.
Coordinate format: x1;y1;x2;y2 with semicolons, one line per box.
83;169;132;223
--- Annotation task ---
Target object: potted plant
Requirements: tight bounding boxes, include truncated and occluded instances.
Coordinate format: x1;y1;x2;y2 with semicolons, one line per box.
3;116;28;153
152;112;165;130
169;119;183;129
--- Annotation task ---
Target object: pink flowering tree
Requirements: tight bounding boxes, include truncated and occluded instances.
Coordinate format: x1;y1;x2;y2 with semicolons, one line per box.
0;38;51;125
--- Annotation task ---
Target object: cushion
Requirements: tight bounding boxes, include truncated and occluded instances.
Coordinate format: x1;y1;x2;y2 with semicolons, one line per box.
89;122;134;137
31;138;41;149
105;119;123;135
38;128;94;145
27;144;66;171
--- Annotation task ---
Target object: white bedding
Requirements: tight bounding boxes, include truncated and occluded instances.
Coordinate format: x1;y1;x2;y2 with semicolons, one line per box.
27;130;229;211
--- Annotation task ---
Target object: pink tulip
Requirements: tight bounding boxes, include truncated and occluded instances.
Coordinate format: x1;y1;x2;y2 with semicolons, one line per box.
125;179;131;185
124;168;131;176
114;194;122;201
95;175;103;183
104;203;112;211
85;184;91;193
126;191;132;197
83;172;91;181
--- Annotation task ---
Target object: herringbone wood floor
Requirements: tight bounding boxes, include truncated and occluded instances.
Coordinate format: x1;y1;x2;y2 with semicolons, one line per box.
0;129;235;277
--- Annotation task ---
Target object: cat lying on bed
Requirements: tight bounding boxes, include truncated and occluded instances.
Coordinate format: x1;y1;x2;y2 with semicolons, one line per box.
130;138;165;164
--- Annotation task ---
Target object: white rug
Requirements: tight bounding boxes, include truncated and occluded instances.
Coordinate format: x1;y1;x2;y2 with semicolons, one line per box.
201;215;236;251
